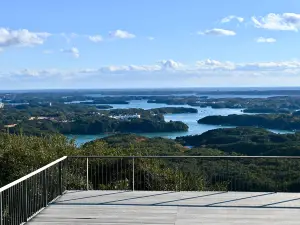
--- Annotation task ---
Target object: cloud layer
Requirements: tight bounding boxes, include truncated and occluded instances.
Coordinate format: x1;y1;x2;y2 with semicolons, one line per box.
4;59;300;76
2;59;300;89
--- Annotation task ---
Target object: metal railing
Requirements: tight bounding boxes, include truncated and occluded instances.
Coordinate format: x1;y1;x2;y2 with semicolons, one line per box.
0;156;67;225
2;155;300;224
67;156;300;193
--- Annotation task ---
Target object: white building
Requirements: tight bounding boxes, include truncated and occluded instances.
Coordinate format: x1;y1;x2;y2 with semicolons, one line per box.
109;114;141;120
0;103;4;109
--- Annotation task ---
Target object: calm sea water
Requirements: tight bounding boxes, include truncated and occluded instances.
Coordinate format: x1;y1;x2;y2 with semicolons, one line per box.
67;100;293;146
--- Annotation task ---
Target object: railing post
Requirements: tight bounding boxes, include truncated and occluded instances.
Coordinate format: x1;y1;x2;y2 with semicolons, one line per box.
226;159;229;192
0;191;3;225
43;170;47;207
132;157;135;191
22;180;28;222
175;165;178;192
65;158;68;191
179;164;181;192
86;158;89;191
59;161;62;195
275;158;278;193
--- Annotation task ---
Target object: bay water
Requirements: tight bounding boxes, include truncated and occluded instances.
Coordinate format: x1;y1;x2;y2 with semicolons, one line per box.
67;100;293;146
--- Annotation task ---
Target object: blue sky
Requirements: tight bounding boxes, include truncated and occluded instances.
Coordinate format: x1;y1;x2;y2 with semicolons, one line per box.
1;0;300;89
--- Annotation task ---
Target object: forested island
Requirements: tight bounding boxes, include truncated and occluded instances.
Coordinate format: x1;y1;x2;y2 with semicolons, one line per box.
176;127;300;156
10;117;188;135
0;103;194;135
198;114;300;131
242;108;291;113
148;95;300;113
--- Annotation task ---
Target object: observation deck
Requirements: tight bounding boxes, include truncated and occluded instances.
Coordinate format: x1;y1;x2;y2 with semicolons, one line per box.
1;156;300;224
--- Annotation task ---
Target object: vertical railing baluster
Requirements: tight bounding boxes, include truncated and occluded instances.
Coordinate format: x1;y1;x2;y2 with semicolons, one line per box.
141;160;143;191
275;158;278;193
64;159;68;191
179;163;181;192
22;180;28;222
226;159;229;192
86;158;89;191
14;186;16;225
120;159;123;190
0;191;3;225
132;157;135;191
101;160;104;190
59;162;62;195
97;160;100;190
43;170;47;207
117;159;119;190
175;164;178;192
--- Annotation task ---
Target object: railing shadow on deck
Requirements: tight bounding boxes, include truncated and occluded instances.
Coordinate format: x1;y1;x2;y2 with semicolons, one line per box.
51;191;300;210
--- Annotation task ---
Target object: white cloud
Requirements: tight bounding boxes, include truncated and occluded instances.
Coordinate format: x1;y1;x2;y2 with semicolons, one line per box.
0;28;50;49
199;28;236;36
88;35;103;43
99;60;181;73
60;47;80;58
221;15;244;23
99;65;161;73
147;36;155;41
109;30;136;39
256;37;276;43
252;13;300;31
159;60;184;70
9;68;61;78
196;59;236;70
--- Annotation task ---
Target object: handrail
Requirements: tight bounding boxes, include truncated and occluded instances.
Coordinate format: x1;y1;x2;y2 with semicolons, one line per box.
0;156;67;192
67;155;300;159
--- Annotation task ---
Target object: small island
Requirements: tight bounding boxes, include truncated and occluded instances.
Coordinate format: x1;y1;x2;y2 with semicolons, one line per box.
95;105;114;109
242;108;291;113
150;107;198;114
198;114;300;131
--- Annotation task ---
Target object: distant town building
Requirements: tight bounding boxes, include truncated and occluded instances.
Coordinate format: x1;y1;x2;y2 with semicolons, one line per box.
109;114;141;120
28;116;57;121
4;124;17;128
0;103;4;109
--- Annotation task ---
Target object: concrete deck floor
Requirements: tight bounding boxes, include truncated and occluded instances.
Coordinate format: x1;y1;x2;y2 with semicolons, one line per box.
27;190;300;224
